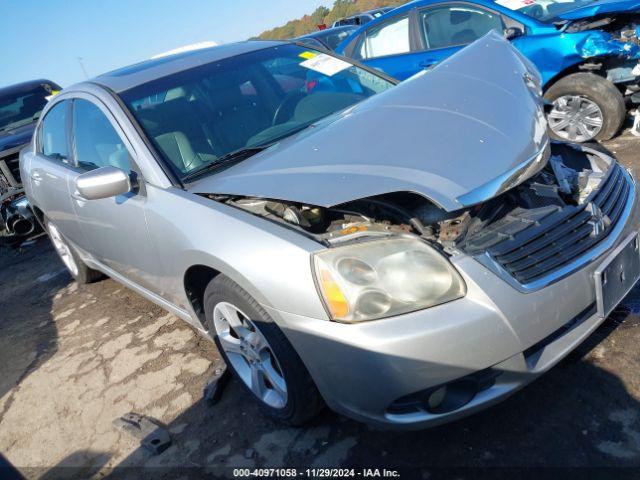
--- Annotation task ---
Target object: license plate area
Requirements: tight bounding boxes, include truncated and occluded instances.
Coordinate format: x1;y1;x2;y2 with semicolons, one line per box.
595;233;640;318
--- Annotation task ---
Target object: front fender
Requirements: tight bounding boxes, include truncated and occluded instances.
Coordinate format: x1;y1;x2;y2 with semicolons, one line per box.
144;185;330;324
513;30;640;87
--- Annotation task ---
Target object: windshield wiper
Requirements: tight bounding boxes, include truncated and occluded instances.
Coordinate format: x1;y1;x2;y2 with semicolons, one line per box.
182;145;269;182
181;120;319;182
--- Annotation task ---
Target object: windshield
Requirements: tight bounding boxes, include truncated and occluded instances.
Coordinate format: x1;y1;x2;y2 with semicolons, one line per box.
495;0;598;21
0;85;51;132
121;44;394;180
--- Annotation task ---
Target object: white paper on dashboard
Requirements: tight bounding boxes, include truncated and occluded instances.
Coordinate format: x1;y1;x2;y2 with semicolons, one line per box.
495;0;536;10
300;54;351;76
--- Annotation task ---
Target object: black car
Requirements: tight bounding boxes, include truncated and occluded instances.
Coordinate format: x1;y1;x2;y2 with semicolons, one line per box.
0;79;61;241
295;25;359;51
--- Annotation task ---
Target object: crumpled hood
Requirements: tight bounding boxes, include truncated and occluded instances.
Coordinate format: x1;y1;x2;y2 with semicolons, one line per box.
557;0;640;20
0;123;35;153
189;32;548;212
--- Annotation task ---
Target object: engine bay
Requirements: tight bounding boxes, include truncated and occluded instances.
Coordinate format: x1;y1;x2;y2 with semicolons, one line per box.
566;14;640;41
204;143;613;257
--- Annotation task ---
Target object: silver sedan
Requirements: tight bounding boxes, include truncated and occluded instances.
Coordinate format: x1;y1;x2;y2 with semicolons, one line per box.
21;32;640;429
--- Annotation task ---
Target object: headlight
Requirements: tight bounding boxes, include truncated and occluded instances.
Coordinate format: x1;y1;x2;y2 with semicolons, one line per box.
312;237;466;322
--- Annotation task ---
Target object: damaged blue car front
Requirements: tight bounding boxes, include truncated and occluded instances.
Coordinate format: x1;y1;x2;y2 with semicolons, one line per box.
336;0;640;142
512;1;640;84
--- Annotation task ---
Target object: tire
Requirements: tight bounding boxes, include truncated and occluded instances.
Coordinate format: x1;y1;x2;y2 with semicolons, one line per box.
44;219;104;284
544;73;626;142
204;275;324;425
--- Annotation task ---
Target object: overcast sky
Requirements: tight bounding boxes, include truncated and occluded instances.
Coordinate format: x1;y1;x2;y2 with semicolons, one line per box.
0;0;334;88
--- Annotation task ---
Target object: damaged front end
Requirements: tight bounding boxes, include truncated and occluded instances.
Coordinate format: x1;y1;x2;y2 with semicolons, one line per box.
0;153;39;244
203;142;633;291
567;14;640;99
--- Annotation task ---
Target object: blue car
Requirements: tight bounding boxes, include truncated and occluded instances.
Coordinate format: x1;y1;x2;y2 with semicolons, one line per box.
336;0;640;142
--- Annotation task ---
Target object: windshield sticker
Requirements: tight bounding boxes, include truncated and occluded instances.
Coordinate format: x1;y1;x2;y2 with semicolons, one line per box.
299;51;318;60
45;90;60;102
495;0;535;10
300;54;351;76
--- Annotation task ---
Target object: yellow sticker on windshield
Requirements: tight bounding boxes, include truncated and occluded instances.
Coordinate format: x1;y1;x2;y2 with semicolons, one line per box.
45;91;60;102
299;51;317;60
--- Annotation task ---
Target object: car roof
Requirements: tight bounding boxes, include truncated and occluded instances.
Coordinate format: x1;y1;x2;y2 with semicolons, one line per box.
91;40;284;93
341;5;398;19
0;79;61;97
347;8;381;18
364;7;393;14
298;25;358;39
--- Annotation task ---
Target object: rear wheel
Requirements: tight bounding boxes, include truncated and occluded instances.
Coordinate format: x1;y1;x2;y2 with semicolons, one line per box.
544;73;626;142
204;275;324;425
45;219;103;284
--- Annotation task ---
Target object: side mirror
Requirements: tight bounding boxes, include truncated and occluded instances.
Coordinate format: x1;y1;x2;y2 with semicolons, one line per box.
75;166;131;200
504;27;524;40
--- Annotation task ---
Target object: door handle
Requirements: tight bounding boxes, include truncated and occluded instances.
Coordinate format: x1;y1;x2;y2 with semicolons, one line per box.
71;192;86;202
418;60;436;69
30;172;42;185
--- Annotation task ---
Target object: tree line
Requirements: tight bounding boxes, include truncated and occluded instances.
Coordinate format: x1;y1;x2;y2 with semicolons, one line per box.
255;0;408;40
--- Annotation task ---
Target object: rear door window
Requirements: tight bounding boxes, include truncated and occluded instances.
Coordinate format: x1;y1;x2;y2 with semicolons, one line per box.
420;4;504;50
358;14;411;59
40;101;70;163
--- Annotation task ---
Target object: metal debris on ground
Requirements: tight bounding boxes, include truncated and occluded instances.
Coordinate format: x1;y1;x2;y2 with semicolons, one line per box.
113;412;171;455
203;361;229;406
631;110;640;137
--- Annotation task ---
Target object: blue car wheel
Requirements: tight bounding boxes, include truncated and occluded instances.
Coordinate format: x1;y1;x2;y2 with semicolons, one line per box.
544;73;626;142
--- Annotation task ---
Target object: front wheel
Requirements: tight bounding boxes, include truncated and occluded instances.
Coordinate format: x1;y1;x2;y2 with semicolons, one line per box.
204;275;324;425
544;73;626;143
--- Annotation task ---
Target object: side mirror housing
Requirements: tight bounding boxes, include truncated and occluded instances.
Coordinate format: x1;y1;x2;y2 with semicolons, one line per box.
75;166;131;200
504;26;524;40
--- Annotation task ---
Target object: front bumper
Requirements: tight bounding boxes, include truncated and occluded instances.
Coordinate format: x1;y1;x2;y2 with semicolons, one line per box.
268;166;640;430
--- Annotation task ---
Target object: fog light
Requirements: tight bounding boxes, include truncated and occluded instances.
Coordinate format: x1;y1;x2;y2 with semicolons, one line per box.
425;380;478;414
427;386;447;410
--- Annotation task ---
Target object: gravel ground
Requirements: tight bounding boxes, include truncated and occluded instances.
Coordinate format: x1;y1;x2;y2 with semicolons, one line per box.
1;133;640;478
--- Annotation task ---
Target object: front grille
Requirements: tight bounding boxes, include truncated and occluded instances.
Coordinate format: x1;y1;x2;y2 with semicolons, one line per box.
0;150;22;185
488;163;631;284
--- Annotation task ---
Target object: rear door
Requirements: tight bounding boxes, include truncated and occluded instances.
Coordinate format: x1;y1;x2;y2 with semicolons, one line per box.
352;11;427;80
28;99;86;244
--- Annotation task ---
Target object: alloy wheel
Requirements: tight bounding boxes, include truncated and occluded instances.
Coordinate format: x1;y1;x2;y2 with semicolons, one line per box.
547;95;603;142
48;223;79;277
213;301;288;409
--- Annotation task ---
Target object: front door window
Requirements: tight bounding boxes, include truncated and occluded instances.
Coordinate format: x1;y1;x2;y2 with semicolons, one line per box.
420;5;504;50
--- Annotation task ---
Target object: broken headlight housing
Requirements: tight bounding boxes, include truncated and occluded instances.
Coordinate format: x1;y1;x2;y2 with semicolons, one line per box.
313;237;466;323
